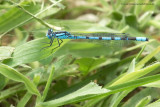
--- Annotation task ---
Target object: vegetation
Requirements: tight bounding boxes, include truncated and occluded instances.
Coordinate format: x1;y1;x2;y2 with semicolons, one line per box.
0;0;160;107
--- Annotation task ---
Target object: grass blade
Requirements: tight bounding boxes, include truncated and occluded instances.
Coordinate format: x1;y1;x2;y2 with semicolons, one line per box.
17;74;41;107
135;96;151;107
41;65;55;101
0;64;40;96
9;0;62;30
0;1;40;37
136;46;160;70
37;82;109;107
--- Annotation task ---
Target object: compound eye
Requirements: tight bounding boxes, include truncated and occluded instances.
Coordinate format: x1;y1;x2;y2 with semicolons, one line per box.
48;29;51;35
48;29;53;34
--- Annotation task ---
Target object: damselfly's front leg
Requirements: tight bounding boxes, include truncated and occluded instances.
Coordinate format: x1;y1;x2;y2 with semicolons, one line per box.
51;38;63;53
60;39;63;44
40;37;54;51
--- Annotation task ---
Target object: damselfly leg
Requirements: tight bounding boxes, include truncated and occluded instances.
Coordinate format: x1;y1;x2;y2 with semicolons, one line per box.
40;37;54;51
51;39;63;53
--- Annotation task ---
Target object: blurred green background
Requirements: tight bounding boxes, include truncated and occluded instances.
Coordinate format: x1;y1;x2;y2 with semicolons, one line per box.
0;0;160;107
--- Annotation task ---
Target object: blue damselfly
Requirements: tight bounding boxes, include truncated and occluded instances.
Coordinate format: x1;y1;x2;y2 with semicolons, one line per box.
45;29;149;50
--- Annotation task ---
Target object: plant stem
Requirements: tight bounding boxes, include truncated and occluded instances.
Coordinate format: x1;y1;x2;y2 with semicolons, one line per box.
41;65;55;101
8;0;62;30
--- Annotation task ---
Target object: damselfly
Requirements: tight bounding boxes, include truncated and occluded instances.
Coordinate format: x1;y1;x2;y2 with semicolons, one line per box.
44;29;149;50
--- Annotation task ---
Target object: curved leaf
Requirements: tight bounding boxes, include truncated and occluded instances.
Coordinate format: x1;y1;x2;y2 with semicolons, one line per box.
135;96;151;107
37;82;109;107
4;38;69;67
0;1;40;36
0;63;40;96
0;46;14;60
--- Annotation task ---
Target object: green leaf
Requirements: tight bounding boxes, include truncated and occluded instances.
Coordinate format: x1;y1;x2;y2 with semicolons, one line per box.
41;65;55;101
0;63;40;96
53;42;114;57
54;55;73;70
0;47;13;90
9;0;63;30
37;82;109;107
125;27;160;60
39;73;160;107
0;73;8;90
139;11;153;28
148;20;160;29
97;59;134;107
84;61;160;107
143;80;160;88
26;67;44;80
0;46;14;60
135;45;146;62
125;15;138;29
122;88;159;107
17;74;41;107
111;11;123;21
146;102;160;107
110;62;160;86
4;38;69;67
135;96;151;107
48;19;118;32
114;40;153;56
107;74;160;93
17;92;32;107
53;64;79;79
142;1;155;12
14;28;29;46
52;55;78;79
0;1;40;36
109;82;135;107
134;0;143;16
136;46;160;70
0;84;24;100
127;58;135;73
74;58;107;75
53;80;68;93
155;0;160;7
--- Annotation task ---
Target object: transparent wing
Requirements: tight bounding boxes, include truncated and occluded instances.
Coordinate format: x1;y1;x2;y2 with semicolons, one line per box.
69;32;131;48
69;32;127;37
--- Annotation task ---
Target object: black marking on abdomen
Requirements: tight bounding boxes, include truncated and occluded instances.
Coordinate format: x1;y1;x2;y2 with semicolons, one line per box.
128;37;136;40
111;37;114;40
73;36;77;39
146;38;149;41
86;36;89;39
99;37;102;40
121;37;126;40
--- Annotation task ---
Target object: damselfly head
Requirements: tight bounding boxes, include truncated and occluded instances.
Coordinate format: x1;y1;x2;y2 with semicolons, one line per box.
46;29;53;39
